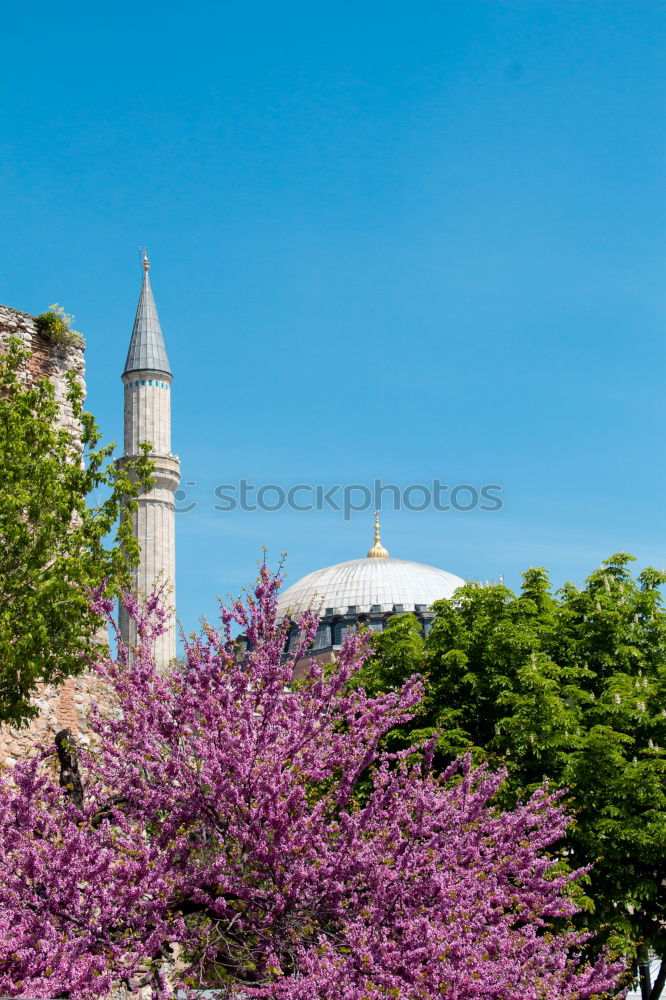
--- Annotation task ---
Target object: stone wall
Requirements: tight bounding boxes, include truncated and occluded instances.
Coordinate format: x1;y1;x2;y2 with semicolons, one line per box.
0;303;86;452
0;304;110;765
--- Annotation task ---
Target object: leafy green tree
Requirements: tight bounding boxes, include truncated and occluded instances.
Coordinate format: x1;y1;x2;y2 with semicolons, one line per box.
361;554;666;1000
0;336;152;726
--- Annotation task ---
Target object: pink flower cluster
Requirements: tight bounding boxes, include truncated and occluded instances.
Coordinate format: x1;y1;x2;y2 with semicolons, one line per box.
0;567;623;998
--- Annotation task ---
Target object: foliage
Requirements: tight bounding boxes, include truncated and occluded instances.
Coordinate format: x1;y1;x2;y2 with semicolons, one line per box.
34;304;84;348
362;554;666;999
0;336;153;724
0;567;622;999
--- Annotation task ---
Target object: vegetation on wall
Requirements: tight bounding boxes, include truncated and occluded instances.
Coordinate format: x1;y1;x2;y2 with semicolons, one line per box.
35;303;84;348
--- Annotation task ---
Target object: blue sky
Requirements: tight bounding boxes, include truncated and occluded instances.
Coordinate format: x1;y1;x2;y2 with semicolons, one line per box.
1;0;665;637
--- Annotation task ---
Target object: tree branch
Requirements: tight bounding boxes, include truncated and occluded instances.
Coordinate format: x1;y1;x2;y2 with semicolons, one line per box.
55;728;84;810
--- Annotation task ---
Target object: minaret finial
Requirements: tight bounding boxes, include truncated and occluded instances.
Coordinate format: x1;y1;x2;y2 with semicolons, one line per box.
367;510;389;559
142;248;150;272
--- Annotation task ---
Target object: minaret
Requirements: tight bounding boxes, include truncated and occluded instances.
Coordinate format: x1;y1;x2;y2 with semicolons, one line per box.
118;252;180;666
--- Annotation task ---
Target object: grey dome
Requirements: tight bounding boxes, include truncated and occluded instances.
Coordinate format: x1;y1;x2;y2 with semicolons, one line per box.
277;557;464;618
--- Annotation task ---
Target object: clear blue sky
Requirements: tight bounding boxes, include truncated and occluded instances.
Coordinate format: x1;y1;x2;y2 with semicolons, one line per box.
1;0;665;637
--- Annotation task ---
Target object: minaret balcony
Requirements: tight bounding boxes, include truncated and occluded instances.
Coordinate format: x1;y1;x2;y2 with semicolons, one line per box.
117;453;180;494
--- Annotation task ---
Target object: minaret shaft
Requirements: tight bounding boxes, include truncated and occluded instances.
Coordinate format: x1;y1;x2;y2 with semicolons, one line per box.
119;256;179;667
123;379;172;455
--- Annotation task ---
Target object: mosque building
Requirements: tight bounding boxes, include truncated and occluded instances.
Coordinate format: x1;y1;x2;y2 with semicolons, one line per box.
121;259;464;661
278;512;464;659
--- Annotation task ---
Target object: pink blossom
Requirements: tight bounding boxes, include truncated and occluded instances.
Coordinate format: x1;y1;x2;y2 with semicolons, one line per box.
0;566;624;999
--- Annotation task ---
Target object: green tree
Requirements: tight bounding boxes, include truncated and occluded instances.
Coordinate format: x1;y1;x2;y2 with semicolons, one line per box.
362;554;666;1000
0;336;152;726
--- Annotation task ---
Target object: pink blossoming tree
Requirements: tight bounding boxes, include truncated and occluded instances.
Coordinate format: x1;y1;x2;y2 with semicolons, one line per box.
0;567;624;999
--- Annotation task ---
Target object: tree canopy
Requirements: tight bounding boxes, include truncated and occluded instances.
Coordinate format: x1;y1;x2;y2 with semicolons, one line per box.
0;336;152;725
362;553;666;1000
0;568;621;999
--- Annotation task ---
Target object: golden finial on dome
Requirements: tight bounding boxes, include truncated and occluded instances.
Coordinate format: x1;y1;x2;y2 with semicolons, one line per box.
367;510;389;559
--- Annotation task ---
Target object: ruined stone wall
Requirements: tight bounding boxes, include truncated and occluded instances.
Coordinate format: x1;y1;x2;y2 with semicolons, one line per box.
0;303;86;452
0;304;112;765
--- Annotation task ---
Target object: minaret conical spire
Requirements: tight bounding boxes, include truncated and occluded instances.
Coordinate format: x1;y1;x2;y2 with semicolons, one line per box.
123;251;172;377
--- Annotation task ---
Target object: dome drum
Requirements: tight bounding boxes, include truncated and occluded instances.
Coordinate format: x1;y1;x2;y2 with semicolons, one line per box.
285;605;438;658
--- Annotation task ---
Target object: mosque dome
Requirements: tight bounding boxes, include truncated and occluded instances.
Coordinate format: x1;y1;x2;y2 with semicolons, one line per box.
277;515;464;654
277;555;463;618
